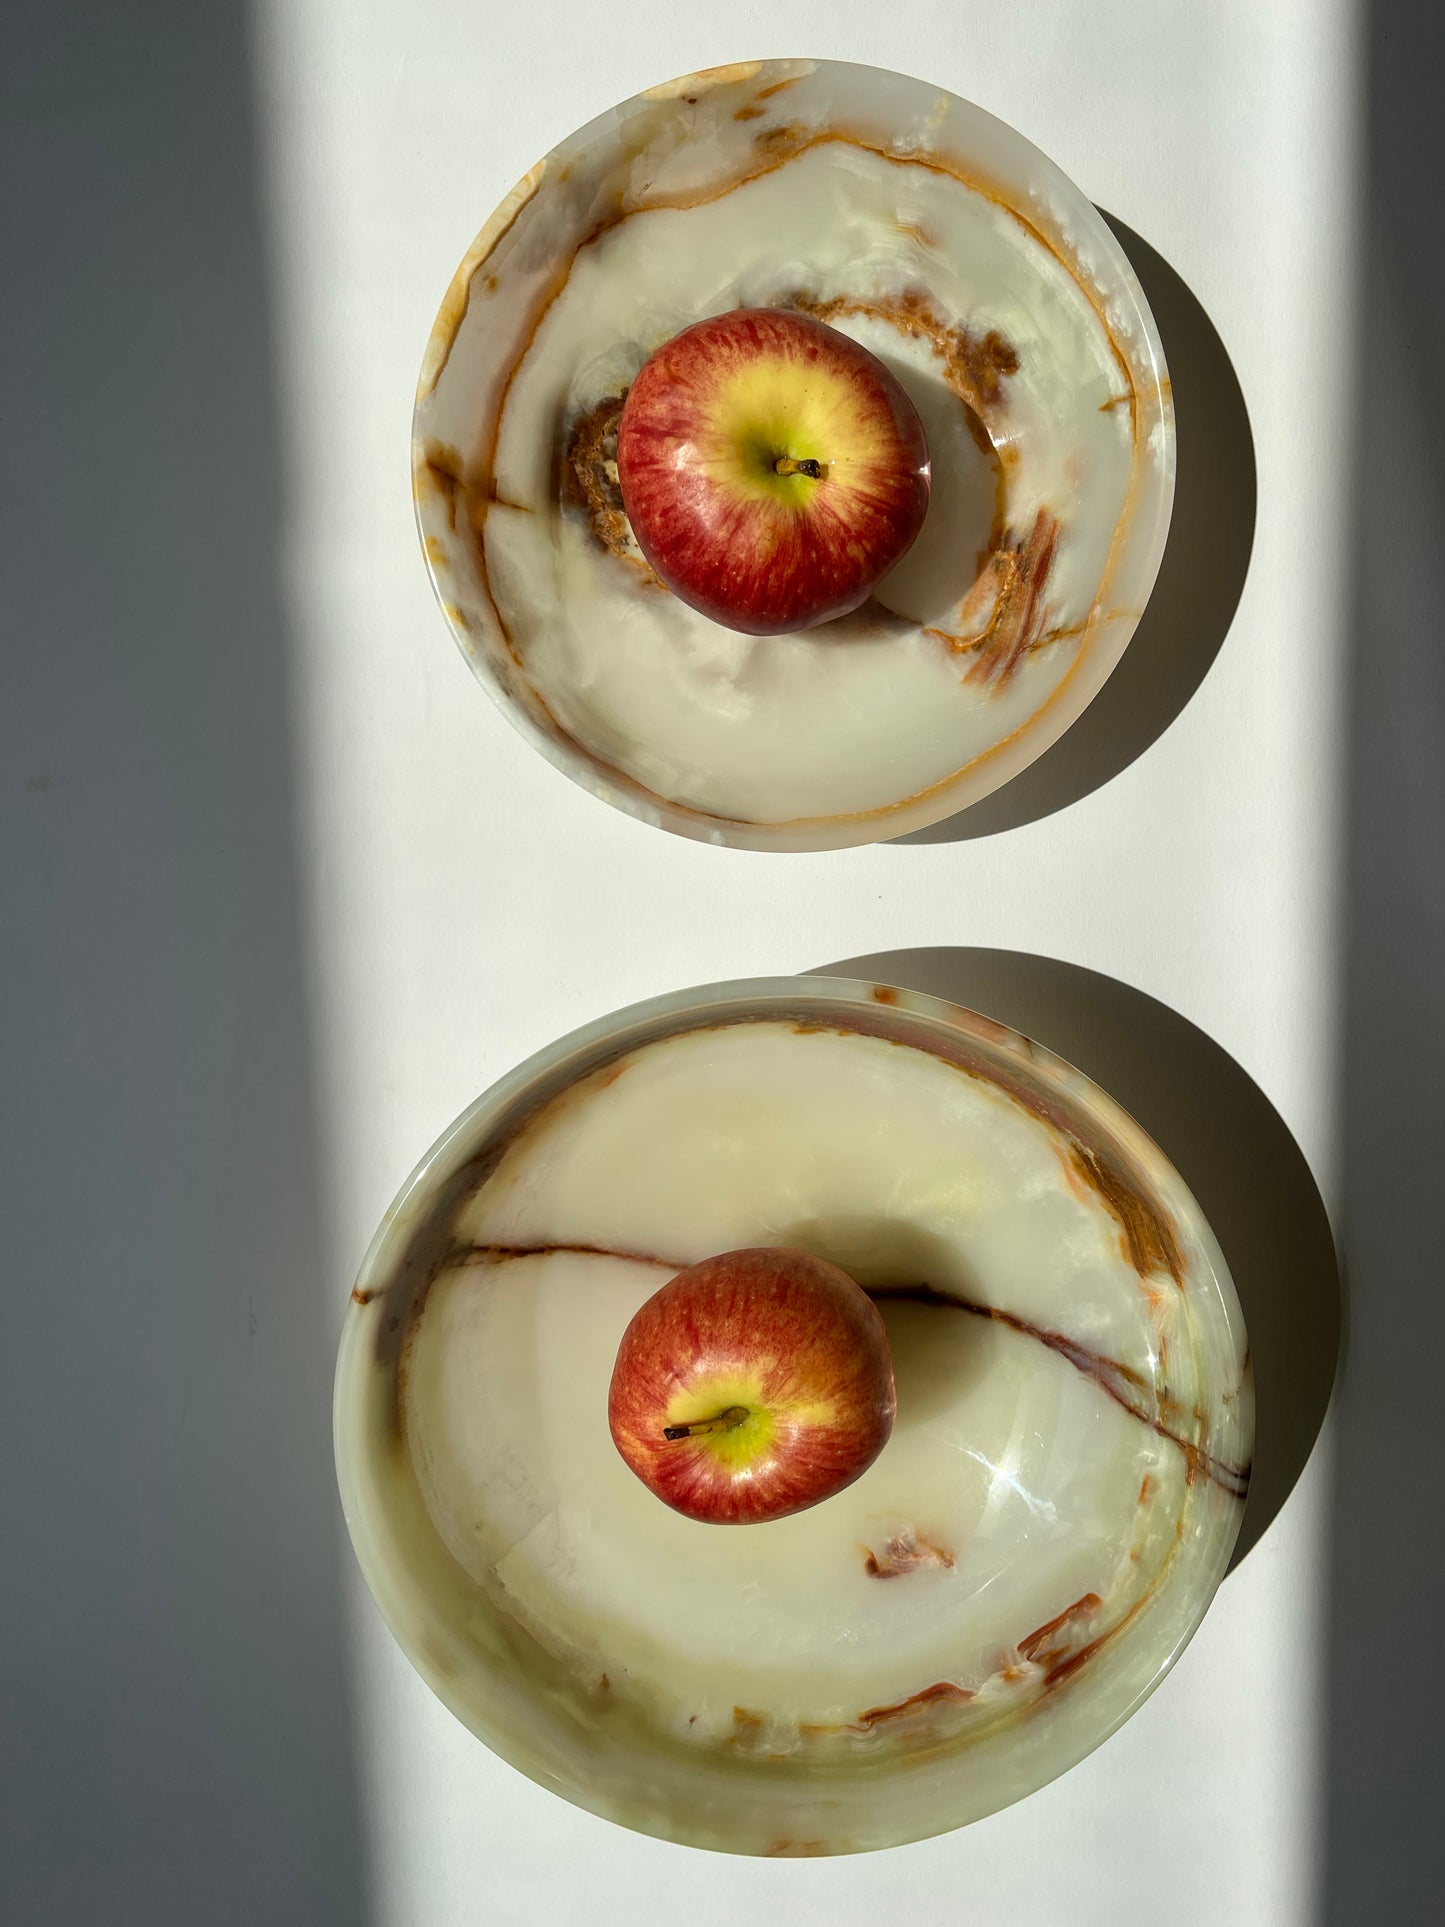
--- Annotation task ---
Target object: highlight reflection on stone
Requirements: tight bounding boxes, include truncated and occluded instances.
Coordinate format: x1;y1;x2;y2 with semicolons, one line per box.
335;978;1251;1855
412;61;1175;849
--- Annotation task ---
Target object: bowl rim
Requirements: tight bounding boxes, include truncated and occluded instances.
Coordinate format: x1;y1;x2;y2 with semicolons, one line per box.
409;57;1177;851
334;972;1250;1854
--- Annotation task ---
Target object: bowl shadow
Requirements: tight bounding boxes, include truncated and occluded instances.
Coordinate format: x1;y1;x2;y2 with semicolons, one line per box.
892;215;1256;843
806;948;1340;1573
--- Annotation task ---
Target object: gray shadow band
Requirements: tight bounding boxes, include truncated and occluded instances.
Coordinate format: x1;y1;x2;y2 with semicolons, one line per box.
1;8;369;1922
1327;1;1445;1916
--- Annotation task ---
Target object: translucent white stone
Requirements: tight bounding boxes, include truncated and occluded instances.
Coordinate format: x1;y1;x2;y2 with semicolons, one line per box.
336;977;1250;1853
412;61;1174;848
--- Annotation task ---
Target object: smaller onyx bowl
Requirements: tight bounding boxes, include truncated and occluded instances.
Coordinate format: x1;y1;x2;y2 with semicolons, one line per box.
412;59;1174;850
334;977;1251;1854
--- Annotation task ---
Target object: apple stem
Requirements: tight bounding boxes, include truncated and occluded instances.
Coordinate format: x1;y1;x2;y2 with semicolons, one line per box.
662;1406;749;1441
774;455;824;480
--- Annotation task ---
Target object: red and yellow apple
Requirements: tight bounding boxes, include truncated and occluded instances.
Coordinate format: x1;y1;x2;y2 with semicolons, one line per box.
615;308;930;636
607;1247;897;1524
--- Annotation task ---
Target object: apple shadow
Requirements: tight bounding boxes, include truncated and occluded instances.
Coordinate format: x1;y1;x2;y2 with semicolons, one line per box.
805;948;1341;1573
771;1214;999;1427
868;350;999;630
892;216;1256;843
873;1295;1006;1431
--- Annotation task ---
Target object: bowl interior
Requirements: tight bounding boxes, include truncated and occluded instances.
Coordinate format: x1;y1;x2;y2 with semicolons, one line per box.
411;60;1175;850
335;977;1249;1854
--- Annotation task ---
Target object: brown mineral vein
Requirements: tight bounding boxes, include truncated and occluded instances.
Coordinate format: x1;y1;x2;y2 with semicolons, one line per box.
776;1681;977;1742
863;1529;956;1579
1067;1141;1186;1284
853;1679;975;1727
417;162;546;399
372;1146;509;1433
419;442;465;533
1017;1591;1103;1665
1028;617;1091;653
443;1242;1246;1495
787;286;1017;428
923;624;989;654
964;507;1061;689
452;1241;679;1272
930;614;1090;660
728;1580;1156;1746
1041;1591;1151;1694
869;1282;1250;1498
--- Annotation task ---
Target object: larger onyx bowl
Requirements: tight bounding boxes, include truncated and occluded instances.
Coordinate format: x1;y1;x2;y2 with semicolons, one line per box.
334;977;1250;1854
412;60;1174;850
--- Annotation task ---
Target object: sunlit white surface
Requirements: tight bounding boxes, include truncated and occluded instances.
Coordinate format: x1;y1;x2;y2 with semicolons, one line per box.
250;0;1356;1919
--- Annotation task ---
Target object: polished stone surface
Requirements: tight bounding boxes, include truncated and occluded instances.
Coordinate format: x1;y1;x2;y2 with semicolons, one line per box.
412;60;1174;848
336;978;1250;1854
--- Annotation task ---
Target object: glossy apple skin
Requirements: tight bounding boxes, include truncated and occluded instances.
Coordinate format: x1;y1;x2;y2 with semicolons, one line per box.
607;1247;897;1524
615;309;930;637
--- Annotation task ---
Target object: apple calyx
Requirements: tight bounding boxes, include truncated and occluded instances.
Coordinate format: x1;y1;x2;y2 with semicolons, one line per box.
662;1405;749;1441
772;455;825;480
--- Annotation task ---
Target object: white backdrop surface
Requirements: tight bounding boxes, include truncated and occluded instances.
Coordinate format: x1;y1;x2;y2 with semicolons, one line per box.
249;5;1356;1920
